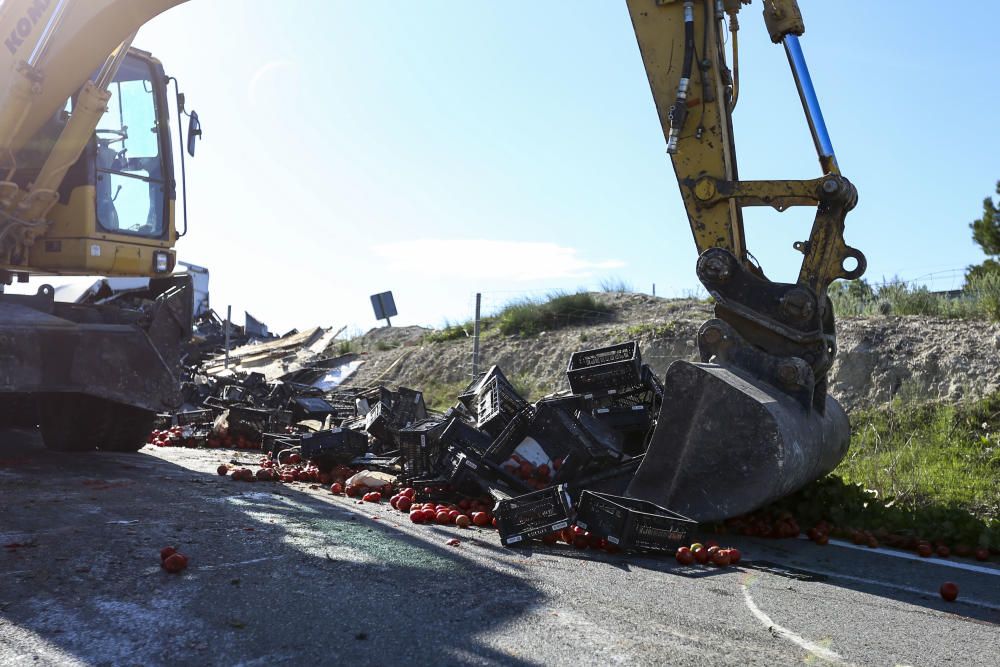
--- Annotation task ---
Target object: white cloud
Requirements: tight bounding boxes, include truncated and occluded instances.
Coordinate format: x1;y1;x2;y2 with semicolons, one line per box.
371;239;625;282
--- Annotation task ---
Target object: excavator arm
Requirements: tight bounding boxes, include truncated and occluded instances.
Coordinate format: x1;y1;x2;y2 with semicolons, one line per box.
624;0;867;521
0;0;188;275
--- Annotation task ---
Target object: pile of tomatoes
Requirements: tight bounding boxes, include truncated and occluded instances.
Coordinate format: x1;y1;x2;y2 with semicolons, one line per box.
674;541;742;568
146;426;263;450
499;454;565;491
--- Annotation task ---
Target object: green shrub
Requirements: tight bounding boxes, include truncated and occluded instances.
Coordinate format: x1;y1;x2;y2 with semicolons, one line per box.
966;271;1000;321
599;277;633;294
424;321;471;344
828;277;997;320
626;321;678;339
494;291;613;336
837;392;1000;520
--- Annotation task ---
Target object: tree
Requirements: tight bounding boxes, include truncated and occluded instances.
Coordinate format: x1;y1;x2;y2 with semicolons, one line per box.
967;181;1000;283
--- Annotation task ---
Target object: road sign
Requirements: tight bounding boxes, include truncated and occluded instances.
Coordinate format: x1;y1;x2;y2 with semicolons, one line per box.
370;291;397;326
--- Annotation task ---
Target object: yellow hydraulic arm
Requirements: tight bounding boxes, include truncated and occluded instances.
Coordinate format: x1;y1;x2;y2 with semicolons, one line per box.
0;0;188;272
625;0;866;403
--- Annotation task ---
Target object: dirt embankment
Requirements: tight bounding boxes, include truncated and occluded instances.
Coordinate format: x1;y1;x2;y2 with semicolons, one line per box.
337;293;1000;412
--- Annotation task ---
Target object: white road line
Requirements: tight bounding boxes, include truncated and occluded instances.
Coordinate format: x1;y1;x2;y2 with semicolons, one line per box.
808;537;1000;577
195;555;285;571
741;581;847;664
796;567;1000;612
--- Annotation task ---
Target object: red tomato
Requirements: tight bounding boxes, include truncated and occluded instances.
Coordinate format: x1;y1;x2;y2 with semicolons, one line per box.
162;553;187;573
448;510;460;522
420;509;437;523
939;582;959;602
216;464;229;476
472;512;490;527
936;545;951;558
728;547;742;564
456;515;472;528
436;511;452;525
409;510;425;524
160;546;177;562
974;548;989;562
693;547;709;564
397;497;412;512
917;542;933;557
675;547;694;566
401;487;416;499
541;533;558;545
712;550;731;567
329;482;343;495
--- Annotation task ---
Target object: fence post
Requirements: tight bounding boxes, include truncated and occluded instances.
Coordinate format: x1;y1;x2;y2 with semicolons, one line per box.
224;305;232;369
472;292;482;378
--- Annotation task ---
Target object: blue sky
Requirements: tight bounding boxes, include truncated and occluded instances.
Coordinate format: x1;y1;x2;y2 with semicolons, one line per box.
116;1;1000;334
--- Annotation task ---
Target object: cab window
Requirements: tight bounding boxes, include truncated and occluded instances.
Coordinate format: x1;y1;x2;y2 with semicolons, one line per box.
94;57;166;239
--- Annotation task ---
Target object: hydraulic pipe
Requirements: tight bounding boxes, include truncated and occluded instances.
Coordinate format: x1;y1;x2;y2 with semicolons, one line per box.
782;34;838;175
26;0;72;68
666;1;696;154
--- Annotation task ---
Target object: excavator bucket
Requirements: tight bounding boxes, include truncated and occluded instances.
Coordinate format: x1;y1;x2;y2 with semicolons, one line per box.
626;360;850;523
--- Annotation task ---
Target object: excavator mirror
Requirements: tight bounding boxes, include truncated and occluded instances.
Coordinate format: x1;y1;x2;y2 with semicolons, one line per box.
187;111;202;157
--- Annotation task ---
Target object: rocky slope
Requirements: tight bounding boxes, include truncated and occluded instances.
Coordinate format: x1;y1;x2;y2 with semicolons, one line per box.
335;293;1000;412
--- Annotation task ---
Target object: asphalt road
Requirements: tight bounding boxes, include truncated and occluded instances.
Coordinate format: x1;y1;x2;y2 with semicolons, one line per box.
2;428;998;666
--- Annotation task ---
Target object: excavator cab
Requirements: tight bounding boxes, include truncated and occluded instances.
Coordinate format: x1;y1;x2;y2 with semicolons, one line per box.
24;49;177;277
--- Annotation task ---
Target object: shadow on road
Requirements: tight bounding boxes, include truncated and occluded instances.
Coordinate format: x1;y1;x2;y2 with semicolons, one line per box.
0;430;545;665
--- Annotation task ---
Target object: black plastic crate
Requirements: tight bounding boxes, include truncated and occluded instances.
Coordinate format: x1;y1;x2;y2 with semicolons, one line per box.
567;455;644;500
269;410;294;430
484;404;608;483
457;371;489;413
176;409;213;426
567;341;643;395
593;404;651;431
641;364;664;401
534;394;584;412
363;401;394;446
291;397;336;422
221;384;247;403
475;374;528;437
398;418;448;478
326;392;362;419
495;484;574;547
202;395;227;411
481;407;534;465
394;387;428;428
262;432;299;456
300;428;368;462
226;406;273;439
575;491;695;552
438;417;492;457
439;445;530;497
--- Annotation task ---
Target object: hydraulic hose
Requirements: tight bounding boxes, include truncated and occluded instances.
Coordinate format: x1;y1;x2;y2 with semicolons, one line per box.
666;1;696;154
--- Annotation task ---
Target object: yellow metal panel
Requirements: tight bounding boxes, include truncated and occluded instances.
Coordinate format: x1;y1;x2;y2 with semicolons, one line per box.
625;0;744;259
23;185;174;276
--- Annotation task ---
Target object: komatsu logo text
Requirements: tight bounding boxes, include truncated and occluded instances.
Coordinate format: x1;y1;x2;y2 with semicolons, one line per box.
5;0;52;56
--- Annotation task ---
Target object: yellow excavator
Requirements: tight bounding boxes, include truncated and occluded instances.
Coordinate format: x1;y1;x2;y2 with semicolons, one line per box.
0;0;864;521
